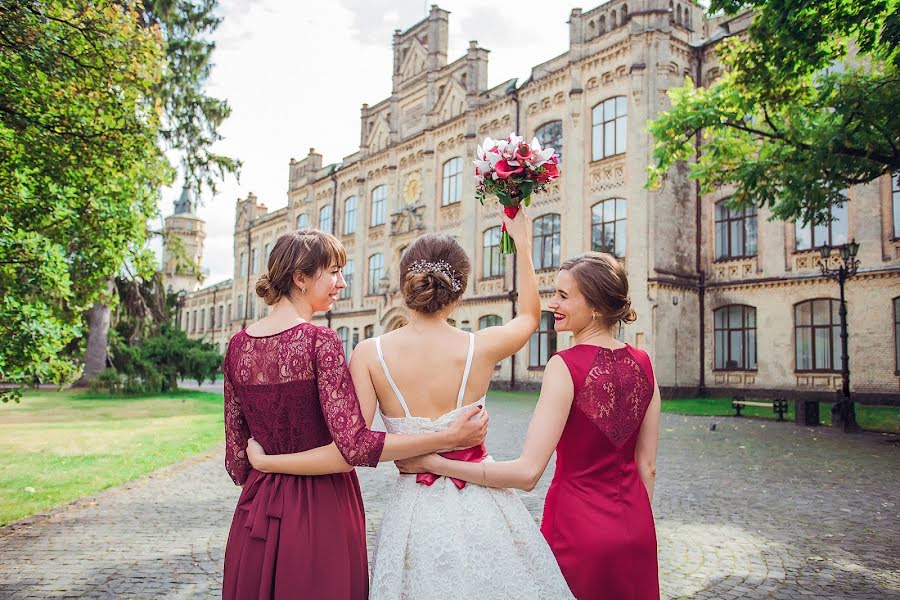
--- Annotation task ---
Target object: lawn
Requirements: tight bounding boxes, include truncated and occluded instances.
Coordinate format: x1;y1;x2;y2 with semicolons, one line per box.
0;389;224;526
485;390;900;434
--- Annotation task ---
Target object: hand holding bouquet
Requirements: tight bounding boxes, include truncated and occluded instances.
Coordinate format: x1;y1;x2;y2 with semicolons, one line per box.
474;132;560;254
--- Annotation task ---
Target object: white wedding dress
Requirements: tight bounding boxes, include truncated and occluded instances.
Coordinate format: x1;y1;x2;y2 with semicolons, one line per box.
369;333;574;600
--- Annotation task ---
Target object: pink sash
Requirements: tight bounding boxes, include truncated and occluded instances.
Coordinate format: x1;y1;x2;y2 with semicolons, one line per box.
415;443;487;490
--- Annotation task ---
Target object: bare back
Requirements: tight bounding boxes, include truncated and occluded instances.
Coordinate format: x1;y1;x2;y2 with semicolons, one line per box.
365;325;496;420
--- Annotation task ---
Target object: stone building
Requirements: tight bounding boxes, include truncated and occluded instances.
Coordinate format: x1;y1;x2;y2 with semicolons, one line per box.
173;2;900;400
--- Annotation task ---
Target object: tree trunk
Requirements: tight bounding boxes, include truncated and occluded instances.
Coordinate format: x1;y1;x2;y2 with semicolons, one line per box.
74;278;114;386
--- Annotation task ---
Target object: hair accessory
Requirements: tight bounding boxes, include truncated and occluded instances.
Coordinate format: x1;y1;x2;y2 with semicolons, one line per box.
409;260;462;292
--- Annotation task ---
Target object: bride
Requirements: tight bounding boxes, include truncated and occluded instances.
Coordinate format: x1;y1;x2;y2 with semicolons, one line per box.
247;210;573;599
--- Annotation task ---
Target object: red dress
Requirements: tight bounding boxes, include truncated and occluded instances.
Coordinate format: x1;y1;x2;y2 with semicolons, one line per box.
222;323;385;600
541;344;659;600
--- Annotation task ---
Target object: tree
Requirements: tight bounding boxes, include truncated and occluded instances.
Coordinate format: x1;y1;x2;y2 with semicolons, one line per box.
647;0;899;225
0;1;171;400
77;0;241;385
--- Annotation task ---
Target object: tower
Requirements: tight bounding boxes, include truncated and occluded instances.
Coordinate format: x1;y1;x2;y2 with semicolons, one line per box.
162;185;206;294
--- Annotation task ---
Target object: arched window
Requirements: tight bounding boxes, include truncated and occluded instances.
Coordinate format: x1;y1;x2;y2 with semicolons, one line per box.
364;324;375;339
343;196;357;235
371;185;387;226
714;305;757;370
368;253;384;295
676;4;682;24
599;15;606;33
622;4;628;22
200;308;205;332
479;315;502;329
715;200;758;259
795;299;840;371
592;96;627;161
591;199;627;257
535;120;563;163
319;204;333;233
532;213;561;270
341;259;354;300
296;213;308;229
442;157;463;206
529;311;557;368
482;226;505;278
795;202;848;250
611;9;617;27
337;326;350;359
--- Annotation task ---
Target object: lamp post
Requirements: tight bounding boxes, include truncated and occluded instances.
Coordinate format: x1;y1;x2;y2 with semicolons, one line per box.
816;239;860;433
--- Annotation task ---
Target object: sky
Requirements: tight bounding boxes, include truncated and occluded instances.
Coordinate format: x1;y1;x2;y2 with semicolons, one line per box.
154;0;591;285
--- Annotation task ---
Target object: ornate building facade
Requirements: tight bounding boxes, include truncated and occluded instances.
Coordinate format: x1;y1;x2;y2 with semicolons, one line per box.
176;1;900;400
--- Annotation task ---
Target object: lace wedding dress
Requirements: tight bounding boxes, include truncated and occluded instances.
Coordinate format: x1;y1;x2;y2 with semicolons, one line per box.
368;333;574;600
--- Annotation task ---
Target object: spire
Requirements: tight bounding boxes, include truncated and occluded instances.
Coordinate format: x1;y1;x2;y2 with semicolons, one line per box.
174;184;196;215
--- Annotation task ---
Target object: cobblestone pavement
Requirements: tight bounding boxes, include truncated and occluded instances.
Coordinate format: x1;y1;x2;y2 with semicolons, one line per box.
1;397;898;599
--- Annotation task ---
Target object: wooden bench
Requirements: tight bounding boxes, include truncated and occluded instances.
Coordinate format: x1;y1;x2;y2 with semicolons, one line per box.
731;395;788;421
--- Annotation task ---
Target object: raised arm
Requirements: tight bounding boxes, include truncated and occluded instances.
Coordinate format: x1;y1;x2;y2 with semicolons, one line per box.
635;382;661;501
398;354;574;491
476;209;541;363
223;356;251;485
246;331;490;476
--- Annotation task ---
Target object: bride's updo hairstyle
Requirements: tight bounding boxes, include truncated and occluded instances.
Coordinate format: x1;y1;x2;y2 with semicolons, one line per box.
560;251;637;327
256;228;347;305
400;233;470;314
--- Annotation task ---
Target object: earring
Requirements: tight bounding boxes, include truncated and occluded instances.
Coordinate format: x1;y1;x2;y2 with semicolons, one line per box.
591;312;596;321
300;286;307;295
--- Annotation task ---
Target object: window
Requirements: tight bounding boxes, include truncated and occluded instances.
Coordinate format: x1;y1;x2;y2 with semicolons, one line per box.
364;324;374;339
226;303;231;322
200;309;205;332
209;307;214;330
371;185;386;226
535;120;563;162
341;259;354;300
714;305;757;370
217;305;224;329
895;297;900;373
533;213;561;270
319;204;333;233
442;157;463;206
795;299;840;371
479;315;502;329
251;248;259;275
591;96;627;161
191;310;197;333
482;227;505;278
296;213;308;229
715;200;758;259
237;295;244;321
264;243;272;268
239;252;247;278
182;311;189;331
337;327;350;359
591;199;627;257
368;254;383;295
248;299;255;320
892;173;899;238
796;202;848;250
529;311;557;368
343;196;357;235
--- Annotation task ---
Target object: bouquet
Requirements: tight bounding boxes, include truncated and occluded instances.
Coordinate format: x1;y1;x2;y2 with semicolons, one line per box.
474;132;560;254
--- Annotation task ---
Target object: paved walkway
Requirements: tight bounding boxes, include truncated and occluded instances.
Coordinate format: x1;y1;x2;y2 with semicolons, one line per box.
1;399;898;599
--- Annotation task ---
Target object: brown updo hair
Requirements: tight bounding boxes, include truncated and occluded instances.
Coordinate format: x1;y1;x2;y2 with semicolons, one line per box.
560;252;636;327
255;228;347;305
399;233;470;313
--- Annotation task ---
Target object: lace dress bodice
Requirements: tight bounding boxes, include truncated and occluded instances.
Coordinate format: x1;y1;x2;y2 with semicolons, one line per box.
223;322;385;485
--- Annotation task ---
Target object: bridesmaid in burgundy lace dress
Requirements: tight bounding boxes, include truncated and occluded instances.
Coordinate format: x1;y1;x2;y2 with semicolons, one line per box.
398;251;661;599
222;229;488;600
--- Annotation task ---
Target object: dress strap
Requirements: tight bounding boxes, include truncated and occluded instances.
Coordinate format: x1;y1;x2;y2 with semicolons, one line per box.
375;337;411;417
455;332;476;409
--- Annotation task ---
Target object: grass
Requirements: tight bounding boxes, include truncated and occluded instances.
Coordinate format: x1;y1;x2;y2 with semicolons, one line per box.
486;390;900;434
0;389;224;526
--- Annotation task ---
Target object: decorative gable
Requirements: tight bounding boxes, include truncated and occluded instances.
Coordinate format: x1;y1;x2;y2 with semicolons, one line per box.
366;116;391;151
399;38;428;81
433;77;467;123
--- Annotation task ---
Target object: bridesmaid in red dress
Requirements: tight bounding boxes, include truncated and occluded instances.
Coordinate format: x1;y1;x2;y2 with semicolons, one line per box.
398;251;661;599
222;229;488;600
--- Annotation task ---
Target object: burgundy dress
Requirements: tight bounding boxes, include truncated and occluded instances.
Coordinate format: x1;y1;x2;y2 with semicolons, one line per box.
541;344;659;600
222;323;385;600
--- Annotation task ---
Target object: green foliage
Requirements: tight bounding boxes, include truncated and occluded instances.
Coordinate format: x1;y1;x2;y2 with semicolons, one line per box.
647;0;899;226
97;326;221;394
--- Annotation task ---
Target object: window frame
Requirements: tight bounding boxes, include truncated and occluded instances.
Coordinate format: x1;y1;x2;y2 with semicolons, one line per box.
795;202;849;251
341;259;354;300
535;120;563;163
532;213;561;271
529;311;558;369
441;157;464;206
794;298;841;373
713;305;758;371
319;204;334;234
591;96;627;162
367;253;384;295
590;198;627;257
343;196;357;235
482;226;505;278
371;185;386;227
715;200;758;260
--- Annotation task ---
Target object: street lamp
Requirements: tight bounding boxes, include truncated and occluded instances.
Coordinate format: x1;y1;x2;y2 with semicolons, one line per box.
817;239;860;433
